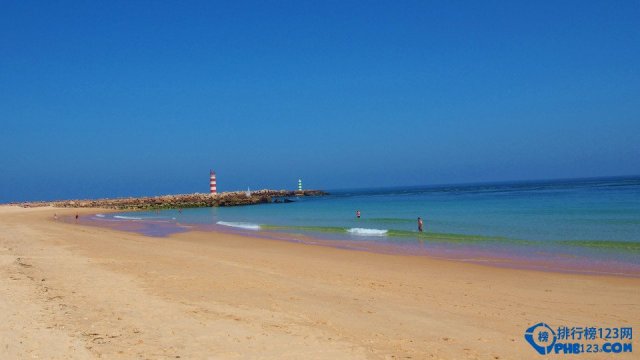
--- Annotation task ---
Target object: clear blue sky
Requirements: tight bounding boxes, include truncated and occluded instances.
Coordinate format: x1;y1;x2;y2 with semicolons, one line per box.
1;1;639;202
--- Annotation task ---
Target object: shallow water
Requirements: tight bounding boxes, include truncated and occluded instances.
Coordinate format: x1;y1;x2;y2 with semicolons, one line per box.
83;176;640;276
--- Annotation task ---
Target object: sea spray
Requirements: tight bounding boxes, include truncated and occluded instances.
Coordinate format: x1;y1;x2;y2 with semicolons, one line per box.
114;215;143;220
216;221;261;231
347;228;388;236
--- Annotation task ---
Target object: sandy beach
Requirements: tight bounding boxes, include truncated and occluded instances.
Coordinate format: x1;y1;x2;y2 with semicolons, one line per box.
0;205;637;359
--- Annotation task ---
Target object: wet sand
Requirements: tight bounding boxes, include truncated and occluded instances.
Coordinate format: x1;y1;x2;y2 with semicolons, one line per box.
1;205;638;359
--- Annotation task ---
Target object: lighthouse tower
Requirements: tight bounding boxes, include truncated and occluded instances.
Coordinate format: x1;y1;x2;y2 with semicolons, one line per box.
298;178;302;191
210;170;217;194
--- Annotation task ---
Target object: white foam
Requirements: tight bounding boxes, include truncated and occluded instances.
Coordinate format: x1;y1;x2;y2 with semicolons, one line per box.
114;215;143;220
347;228;388;236
95;214;105;218
216;221;261;231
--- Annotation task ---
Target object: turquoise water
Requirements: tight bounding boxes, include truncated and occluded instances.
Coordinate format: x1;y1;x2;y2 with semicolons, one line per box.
87;176;640;276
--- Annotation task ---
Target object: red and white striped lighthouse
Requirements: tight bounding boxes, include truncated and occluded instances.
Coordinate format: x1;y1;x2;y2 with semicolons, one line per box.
209;170;217;194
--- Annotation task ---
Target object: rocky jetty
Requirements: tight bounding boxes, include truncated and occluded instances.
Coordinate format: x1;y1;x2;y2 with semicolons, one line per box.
13;190;327;210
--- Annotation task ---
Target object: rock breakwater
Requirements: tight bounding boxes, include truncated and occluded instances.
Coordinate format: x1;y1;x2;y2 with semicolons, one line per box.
12;190;327;210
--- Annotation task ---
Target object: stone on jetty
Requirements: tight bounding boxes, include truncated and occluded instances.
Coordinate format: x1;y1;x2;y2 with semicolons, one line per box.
14;190;327;210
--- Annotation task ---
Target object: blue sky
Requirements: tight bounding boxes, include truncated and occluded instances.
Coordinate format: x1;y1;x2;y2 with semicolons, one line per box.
1;1;639;202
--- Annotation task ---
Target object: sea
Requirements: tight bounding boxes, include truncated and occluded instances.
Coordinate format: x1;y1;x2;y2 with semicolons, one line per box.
84;176;640;277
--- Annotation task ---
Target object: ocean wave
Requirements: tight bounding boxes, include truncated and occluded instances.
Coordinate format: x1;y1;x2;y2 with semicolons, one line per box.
347;228;388;236
216;221;261;230
113;215;143;220
95;214;106;218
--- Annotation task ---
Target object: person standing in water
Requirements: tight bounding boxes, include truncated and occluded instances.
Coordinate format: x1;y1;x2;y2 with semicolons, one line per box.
417;217;424;232
356;210;361;219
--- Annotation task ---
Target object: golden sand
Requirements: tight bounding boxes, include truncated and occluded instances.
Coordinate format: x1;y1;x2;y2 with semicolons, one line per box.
1;206;637;359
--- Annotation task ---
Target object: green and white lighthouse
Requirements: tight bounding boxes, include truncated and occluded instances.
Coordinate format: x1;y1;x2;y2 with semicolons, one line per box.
298;178;302;191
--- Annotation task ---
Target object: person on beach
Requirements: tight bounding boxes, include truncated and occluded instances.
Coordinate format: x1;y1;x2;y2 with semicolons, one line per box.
75;213;79;222
417;217;424;232
356;210;361;219
54;213;58;221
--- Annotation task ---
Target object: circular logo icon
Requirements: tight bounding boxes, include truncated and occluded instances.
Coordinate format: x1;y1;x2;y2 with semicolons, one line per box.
525;322;557;355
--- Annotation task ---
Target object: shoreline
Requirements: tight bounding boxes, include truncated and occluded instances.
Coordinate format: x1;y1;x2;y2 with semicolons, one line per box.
1;205;638;358
76;208;640;278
